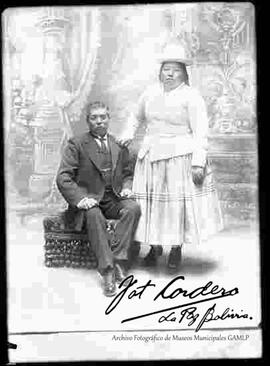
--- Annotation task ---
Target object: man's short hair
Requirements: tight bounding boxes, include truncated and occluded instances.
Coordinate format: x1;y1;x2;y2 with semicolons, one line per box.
86;101;110;118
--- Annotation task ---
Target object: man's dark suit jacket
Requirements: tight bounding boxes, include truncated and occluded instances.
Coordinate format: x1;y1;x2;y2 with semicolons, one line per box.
56;132;133;231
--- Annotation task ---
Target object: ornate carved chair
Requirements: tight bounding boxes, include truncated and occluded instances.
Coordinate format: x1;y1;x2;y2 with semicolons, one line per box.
43;212;118;269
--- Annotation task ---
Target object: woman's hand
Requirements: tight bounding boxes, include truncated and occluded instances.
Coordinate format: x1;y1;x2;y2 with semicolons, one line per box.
117;137;133;147
119;188;134;199
192;166;205;186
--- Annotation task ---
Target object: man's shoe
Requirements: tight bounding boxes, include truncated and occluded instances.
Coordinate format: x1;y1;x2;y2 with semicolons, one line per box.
114;263;131;287
144;245;163;267
114;263;127;283
102;269;116;297
167;246;182;270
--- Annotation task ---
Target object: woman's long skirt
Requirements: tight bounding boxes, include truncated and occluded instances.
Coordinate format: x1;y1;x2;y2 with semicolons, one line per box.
132;153;224;246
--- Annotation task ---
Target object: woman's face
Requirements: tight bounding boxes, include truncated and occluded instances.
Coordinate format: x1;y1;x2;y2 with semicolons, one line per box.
160;62;185;90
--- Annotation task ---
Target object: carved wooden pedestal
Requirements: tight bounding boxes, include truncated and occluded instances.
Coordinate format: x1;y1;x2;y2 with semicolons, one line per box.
28;106;63;199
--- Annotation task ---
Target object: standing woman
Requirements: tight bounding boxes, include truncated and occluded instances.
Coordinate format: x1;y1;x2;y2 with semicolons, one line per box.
120;44;223;270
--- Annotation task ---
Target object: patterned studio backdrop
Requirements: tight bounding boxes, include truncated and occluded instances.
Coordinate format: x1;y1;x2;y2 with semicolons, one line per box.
3;3;256;227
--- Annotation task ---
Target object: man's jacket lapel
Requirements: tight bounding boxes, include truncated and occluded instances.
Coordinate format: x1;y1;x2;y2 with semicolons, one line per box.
81;133;103;172
81;133;120;174
108;134;120;173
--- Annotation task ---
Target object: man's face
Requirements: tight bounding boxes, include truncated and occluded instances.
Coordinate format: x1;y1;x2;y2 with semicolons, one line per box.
87;107;109;137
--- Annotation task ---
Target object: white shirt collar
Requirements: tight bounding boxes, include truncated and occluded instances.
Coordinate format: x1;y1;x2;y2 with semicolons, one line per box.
98;134;107;141
91;133;108;141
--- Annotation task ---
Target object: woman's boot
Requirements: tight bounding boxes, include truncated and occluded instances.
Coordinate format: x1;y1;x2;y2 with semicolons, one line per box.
144;245;163;266
167;245;182;270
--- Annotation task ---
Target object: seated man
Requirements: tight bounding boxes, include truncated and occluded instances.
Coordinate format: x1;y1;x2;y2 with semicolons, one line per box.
56;101;141;297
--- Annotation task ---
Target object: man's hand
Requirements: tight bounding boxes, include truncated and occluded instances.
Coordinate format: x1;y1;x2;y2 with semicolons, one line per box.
77;197;98;210
192;166;205;186
119;188;134;199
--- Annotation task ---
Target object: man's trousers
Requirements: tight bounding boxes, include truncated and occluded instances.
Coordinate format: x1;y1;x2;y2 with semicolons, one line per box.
84;190;141;274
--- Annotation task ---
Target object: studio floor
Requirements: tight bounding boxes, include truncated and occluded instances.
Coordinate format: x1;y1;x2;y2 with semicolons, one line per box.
6;211;262;361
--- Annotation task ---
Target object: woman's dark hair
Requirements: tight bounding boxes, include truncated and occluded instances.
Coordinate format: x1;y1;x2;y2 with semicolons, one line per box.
159;62;190;86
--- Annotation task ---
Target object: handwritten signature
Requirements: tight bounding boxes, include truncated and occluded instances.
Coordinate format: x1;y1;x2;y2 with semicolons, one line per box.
105;275;252;331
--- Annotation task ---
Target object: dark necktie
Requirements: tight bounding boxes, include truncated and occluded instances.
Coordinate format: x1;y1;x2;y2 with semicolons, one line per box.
98;136;107;154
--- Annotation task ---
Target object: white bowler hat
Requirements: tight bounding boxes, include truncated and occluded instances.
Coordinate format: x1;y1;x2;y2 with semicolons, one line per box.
158;43;193;66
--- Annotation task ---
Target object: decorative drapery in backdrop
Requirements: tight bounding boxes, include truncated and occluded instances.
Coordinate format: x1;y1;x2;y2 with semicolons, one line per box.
4;7;101;201
4;3;256;226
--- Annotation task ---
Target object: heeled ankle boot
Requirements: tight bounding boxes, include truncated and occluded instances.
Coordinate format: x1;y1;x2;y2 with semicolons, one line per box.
167;245;182;270
144;245;163;267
